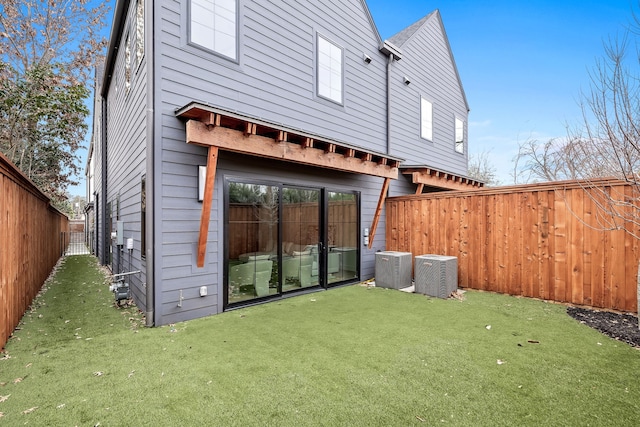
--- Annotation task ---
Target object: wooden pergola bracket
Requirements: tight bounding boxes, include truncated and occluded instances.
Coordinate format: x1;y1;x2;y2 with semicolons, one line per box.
196;146;219;268
176;102;404;263
368;177;391;249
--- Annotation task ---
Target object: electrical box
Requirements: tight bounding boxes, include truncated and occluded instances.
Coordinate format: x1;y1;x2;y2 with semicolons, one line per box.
126;238;134;250
116;221;124;246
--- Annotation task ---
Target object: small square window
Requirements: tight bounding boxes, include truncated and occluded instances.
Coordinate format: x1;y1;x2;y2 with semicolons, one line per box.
455;117;464;153
317;35;343;104
190;0;237;60
420;97;433;141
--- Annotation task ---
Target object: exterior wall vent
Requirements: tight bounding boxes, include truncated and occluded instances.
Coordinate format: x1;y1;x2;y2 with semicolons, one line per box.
414;255;458;298
375;251;412;289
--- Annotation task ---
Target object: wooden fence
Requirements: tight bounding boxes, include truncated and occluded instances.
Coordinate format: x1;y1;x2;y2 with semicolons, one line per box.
1;152;69;349
386;178;640;314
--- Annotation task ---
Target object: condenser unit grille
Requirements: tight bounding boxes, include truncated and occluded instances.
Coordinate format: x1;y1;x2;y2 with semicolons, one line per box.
375;251;412;289
414;255;457;298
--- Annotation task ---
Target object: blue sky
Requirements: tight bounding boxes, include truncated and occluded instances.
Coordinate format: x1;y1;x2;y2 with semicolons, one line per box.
367;0;636;183
69;0;636;195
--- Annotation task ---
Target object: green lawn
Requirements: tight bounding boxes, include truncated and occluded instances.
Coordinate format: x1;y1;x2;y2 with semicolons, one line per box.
1;255;640;426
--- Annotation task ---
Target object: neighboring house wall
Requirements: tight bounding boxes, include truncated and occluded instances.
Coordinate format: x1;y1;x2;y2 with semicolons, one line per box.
103;0;148;310
90;68;106;265
388;11;469;177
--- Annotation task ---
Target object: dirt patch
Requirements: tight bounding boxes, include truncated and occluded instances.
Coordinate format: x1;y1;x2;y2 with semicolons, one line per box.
567;306;640;348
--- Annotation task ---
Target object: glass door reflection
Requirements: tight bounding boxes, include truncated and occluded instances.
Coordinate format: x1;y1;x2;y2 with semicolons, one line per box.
281;187;321;291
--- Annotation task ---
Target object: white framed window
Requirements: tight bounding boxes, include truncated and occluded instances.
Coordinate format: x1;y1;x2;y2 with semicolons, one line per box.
125;32;131;94
317;34;343;104
420;97;433;141
135;0;144;68
455;117;464;153
190;0;237;60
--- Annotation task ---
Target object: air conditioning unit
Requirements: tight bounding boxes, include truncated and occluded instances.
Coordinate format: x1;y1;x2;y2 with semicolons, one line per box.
414;255;458;298
375;251;412;289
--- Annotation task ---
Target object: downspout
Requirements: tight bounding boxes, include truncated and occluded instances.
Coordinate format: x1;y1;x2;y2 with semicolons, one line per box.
145;0;155;327
101;94;108;266
386;54;393;155
379;41;402;155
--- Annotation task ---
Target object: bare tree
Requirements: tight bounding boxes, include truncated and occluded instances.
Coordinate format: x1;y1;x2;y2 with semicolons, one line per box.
468;150;502;186
513;11;640;323
513;135;621;183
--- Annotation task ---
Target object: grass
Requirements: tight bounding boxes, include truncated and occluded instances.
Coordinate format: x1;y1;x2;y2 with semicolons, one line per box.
1;255;640;426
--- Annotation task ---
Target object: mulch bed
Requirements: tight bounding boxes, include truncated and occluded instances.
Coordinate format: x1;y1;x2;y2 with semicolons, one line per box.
567;306;640;348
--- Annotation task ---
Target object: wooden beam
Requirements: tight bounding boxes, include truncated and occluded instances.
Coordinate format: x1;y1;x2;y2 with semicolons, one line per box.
185;120;398;179
302;137;314;148
368;177;391;249
344;148;355;158
197;146;219;268
403;169;482;191
415;183;424;195
327;143;336;153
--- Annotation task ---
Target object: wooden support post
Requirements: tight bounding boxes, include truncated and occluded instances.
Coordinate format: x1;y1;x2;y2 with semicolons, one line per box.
415;183;424;195
244;122;256;136
197;146;219;268
368;177;390;249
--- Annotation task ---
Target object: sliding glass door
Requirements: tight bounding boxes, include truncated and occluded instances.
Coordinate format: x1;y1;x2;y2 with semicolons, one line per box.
225;180;359;307
327;191;358;285
227;183;279;303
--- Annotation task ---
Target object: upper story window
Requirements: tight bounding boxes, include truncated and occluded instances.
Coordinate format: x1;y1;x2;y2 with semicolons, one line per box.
420;97;433;141
135;0;144;67
190;0;237;61
125;32;131;94
455;117;464;153
317;34;343;104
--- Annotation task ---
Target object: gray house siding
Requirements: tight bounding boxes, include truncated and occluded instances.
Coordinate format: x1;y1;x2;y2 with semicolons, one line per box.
154;148;388;325
160;0;387;151
103;0;149;312
388;11;469;177
149;0;392;325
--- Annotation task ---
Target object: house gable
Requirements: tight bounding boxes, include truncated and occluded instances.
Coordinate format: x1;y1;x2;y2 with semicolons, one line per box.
387;10;470;177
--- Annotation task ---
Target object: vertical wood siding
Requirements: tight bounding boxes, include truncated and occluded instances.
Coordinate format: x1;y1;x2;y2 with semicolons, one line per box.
1;153;69;349
386;180;640;313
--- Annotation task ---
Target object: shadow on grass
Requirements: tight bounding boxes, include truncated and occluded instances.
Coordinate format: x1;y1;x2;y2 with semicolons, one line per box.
1;254;639;426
